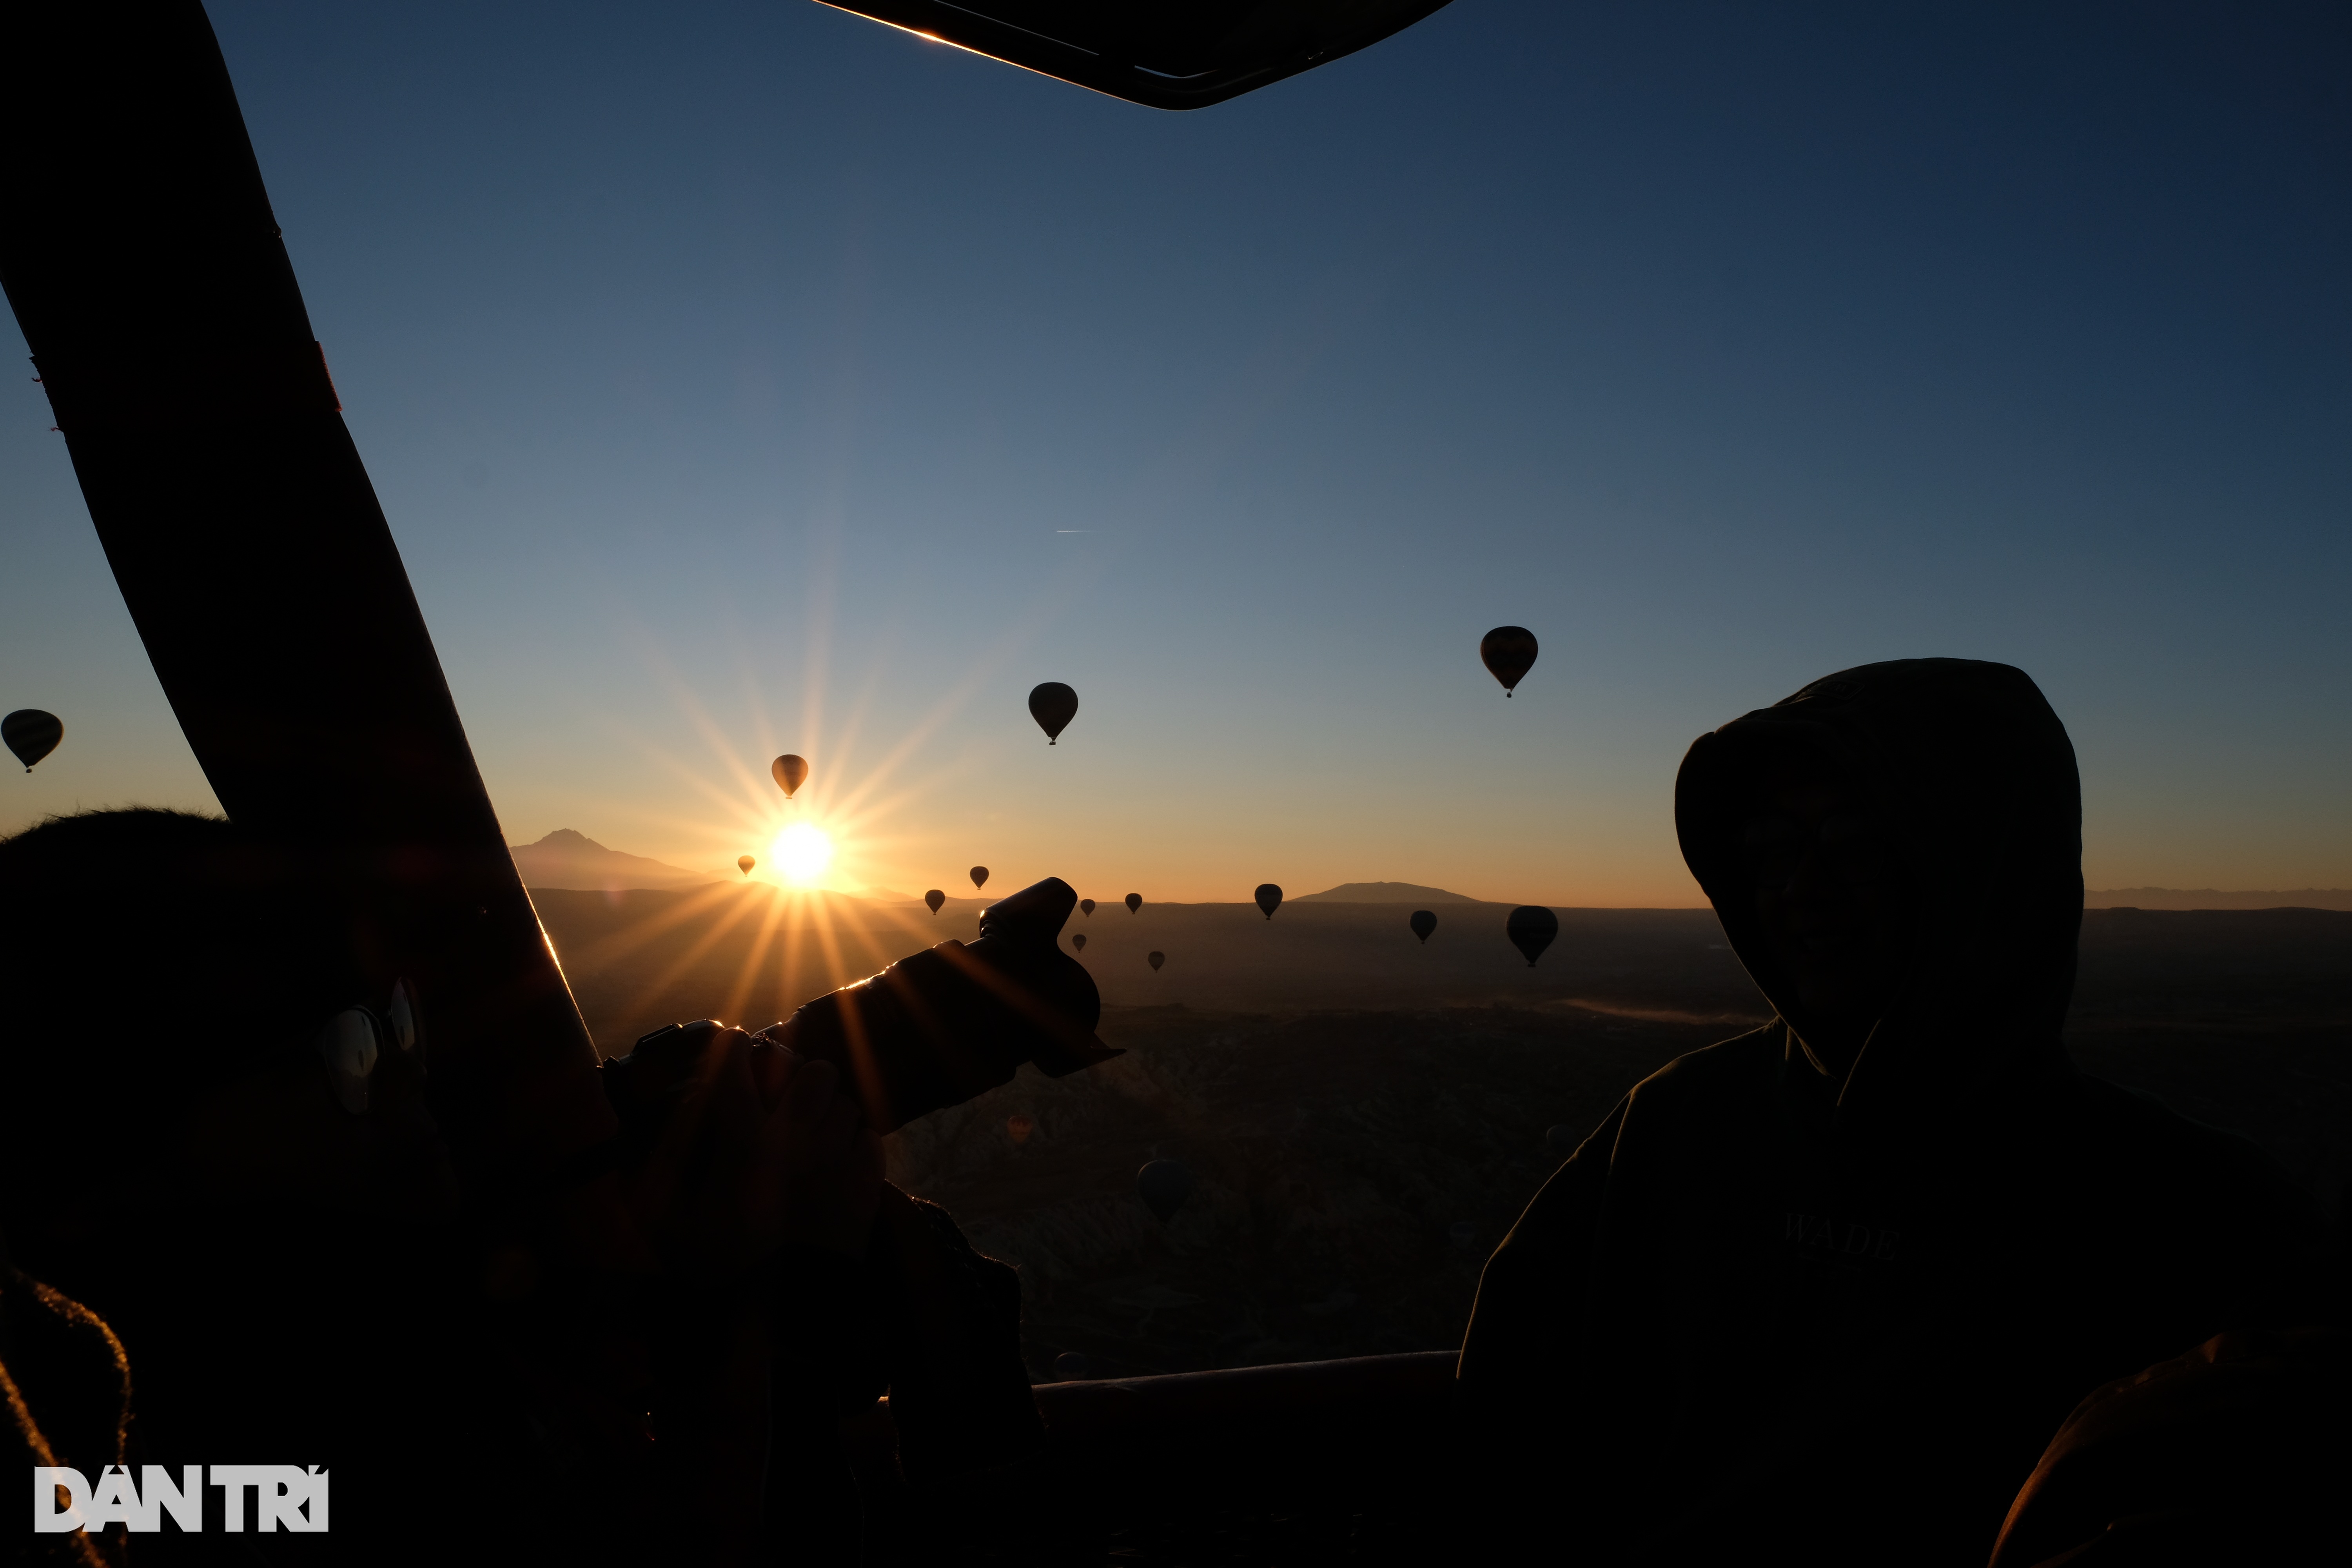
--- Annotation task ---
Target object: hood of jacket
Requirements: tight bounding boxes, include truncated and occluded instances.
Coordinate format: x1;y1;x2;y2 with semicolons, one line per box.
1674;659;2083;1138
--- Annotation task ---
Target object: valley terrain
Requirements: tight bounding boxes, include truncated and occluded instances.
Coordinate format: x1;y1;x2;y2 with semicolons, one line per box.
528;876;2352;1380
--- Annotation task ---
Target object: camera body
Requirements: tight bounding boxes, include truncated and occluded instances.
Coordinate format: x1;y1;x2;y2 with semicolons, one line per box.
602;877;1114;1138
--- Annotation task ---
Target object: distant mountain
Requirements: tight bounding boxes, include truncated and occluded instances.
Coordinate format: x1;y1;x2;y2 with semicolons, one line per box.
2087;888;2352;911
510;829;710;891
1294;881;1483;904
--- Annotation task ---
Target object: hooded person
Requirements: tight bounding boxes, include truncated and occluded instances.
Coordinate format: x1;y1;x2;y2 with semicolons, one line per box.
1453;659;2319;1567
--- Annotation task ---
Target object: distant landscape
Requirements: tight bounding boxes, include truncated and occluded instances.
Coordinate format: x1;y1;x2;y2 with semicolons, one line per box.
509;828;709;891
526;850;2352;1382
513;827;2352;912
2087;887;2352;911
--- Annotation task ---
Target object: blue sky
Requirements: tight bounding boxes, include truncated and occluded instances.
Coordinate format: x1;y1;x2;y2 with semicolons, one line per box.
2;1;2346;901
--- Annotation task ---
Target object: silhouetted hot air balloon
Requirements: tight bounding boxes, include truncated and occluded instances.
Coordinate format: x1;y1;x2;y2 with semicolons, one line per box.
738;856;756;877
1480;626;1539;697
1254;884;1283;920
925;889;946;915
1006;1112;1036;1146
1028;682;1079;744
1072;933;1087;953
1147;951;1165;972
1545;1124;1578;1154
1507;905;1559;967
771;754;809;797
1125;893;1142;914
1409;909;1437;944
3;710;62;772
1136;1158;1193;1222
970;866;990;891
1080;898;1096;917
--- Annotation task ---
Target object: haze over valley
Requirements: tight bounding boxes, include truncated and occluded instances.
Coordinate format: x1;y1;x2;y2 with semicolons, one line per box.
527;852;2352;1380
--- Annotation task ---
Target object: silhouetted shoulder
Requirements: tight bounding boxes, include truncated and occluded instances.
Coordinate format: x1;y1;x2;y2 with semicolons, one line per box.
1622;1021;1785;1108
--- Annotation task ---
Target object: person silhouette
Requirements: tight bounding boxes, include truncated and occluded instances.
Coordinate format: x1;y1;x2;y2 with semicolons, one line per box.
1455;661;2319;1567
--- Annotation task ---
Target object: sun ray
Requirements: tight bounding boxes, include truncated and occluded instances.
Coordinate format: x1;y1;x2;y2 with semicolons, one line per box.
722;884;795;1028
609;887;770;1032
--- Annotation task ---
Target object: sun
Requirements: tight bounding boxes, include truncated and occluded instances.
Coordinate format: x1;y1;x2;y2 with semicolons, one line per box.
768;822;835;887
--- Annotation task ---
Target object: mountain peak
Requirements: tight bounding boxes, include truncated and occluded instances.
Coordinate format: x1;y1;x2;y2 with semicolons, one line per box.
509;829;706;890
1293;881;1482;904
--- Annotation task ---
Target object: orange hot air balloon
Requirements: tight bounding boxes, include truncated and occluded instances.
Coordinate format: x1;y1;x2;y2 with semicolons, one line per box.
1006;1112;1036;1146
1124;893;1142;914
1147;951;1165;972
1072;933;1087;952
925;889;946;915
970;866;990;891
1480;626;1539;697
738;856;756;876
771;754;809;797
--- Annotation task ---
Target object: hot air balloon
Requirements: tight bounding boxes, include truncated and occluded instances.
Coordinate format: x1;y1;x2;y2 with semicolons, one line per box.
1136;1158;1193;1222
1125;893;1142;914
1480;626;1539;697
1254;883;1283;920
970;866;990;891
737;856;756;877
1028;682;1079;744
1147;951;1165;972
925;889;946;915
1080;898;1096;917
2;710;62;772
1409;909;1437;944
1507;905;1559;967
1545;1124;1578;1154
1006;1112;1036;1147
1072;933;1087;953
771;754;809;797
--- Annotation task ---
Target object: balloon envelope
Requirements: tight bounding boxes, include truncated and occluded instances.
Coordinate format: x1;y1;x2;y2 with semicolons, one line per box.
1028;681;1079;744
1409;909;1437;944
737;855;755;876
1080;898;1096;916
1125;893;1142;914
1506;905;1560;967
2;710;62;772
1072;933;1087;952
1136;1158;1194;1222
970;866;990;890
925;889;946;915
1254;883;1283;920
1147;950;1165;972
771;754;809;797
1480;626;1539;696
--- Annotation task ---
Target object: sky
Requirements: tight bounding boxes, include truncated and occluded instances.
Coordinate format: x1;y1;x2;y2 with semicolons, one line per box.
2;1;2347;904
